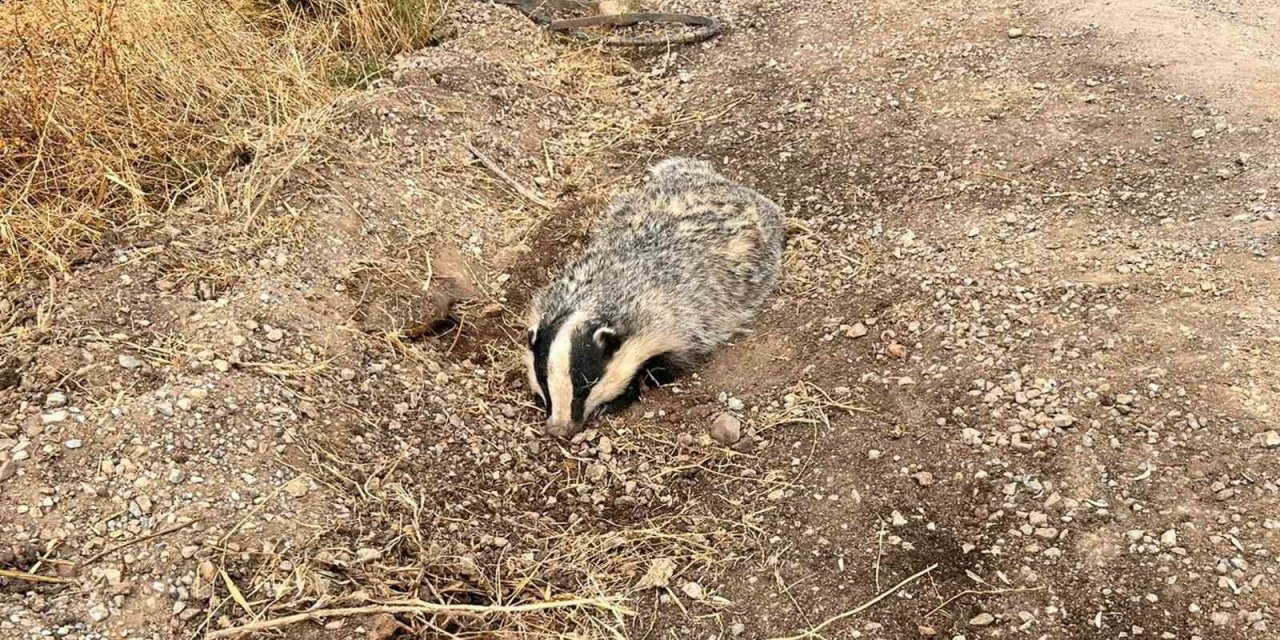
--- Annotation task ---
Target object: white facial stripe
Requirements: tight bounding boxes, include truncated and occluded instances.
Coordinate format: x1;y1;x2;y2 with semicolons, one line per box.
547;311;588;429
524;349;542;401
584;330;680;418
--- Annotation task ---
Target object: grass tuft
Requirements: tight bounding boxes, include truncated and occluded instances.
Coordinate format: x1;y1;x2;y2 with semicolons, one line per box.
0;0;446;283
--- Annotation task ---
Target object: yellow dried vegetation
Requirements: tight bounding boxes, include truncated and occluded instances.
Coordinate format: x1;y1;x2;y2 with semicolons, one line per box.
0;0;445;283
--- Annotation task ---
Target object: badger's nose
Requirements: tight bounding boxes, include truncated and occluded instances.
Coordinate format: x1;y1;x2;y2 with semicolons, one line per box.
544;417;581;439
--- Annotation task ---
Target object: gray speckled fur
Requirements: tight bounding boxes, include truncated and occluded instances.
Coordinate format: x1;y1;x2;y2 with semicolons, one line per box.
531;157;784;365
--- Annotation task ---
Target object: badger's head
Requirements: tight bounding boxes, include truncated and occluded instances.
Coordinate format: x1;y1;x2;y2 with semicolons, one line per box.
525;309;677;438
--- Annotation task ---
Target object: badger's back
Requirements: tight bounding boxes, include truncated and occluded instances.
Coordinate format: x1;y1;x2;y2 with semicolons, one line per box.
550;157;783;359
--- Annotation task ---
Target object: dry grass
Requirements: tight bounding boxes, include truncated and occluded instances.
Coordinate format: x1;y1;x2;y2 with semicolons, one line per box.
0;0;446;283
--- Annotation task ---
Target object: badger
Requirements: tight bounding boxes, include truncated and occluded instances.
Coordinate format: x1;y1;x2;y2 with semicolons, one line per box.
525;157;784;437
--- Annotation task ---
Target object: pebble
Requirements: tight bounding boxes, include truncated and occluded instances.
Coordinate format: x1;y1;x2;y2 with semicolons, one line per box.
285;477;309;498
845;322;868;338
1007;27;1024;38
913;471;935;487
64;439;83;450
1258;430;1280;449
1191;128;1208;140
710;413;742;445
213;359;231;372
168;469;185;485
681;581;705;600
87;604;110;622
118;354;143;370
0;459;15;481
44;392;68;408
42;410;69;424
266;328;284;342
156;401;174;417
969;613;995;626
726;397;745;411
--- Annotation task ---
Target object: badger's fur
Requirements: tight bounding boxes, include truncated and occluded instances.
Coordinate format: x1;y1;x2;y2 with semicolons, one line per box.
525;157;784;437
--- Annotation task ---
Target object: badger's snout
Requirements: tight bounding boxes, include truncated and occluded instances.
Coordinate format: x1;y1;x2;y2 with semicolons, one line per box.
544;416;582;439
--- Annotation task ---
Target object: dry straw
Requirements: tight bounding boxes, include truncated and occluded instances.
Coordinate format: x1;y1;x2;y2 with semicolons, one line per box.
0;0;446;283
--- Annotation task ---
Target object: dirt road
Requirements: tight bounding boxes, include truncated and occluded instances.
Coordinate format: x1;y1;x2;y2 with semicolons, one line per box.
2;0;1277;638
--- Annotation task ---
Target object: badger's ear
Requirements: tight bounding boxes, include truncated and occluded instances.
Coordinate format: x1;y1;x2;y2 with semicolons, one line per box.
593;325;622;355
527;327;538;348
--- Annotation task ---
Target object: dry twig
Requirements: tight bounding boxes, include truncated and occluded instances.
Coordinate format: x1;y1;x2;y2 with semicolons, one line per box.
205;597;629;639
79;519;200;568
768;563;938;640
463;139;553;210
0;568;74;585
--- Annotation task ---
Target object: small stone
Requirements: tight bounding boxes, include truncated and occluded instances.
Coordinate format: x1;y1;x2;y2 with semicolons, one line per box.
285;477;309;498
118;354;143;370
1160;530;1178;547
64;439;83;450
730;622;746;637
168;469;185;485
156;401;174;418
681;581;705;600
42;410;69;425
1007;27;1024;38
44;392;68;408
845;322;868;339
212;359;231;373
586;463;607;482
1258;430;1280;449
726;397;745;411
598;0;626;16
710;414;742;445
1052;414;1075;428
891;510;909;526
918;625;937;637
88;604;110;622
887;343;907;359
266;328;284;342
340;368;357;381
1191;128;1208;140
970;613;995;626
913;472;935;487
0;459;15;481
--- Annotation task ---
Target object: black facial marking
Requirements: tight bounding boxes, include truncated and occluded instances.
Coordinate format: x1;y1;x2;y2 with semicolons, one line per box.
569;322;616;424
594;353;683;419
530;313;567;416
639;353;680;388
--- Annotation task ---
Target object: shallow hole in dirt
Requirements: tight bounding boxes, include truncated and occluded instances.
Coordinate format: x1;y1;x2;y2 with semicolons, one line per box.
423;314;461;339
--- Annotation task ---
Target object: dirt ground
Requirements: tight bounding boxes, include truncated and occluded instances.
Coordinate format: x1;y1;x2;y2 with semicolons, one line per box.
2;0;1278;639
